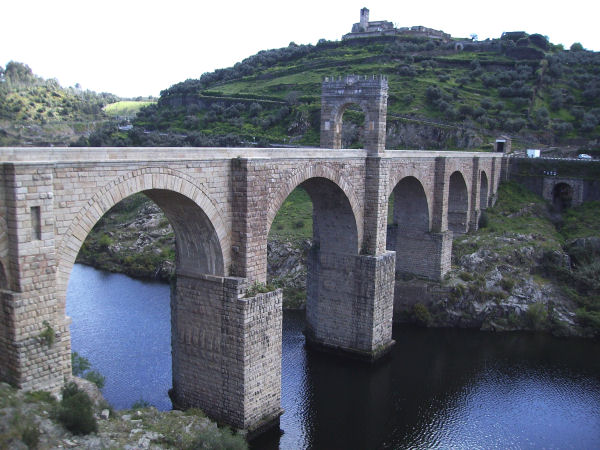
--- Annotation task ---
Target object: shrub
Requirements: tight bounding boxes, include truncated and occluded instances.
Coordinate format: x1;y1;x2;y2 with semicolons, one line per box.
39;320;56;346
57;382;98;435
71;352;91;376
526;302;548;330
478;211;489;228
184;426;247;450
84;370;105;389
131;398;153;409
459;271;474;281
500;277;515;292
413;303;432;326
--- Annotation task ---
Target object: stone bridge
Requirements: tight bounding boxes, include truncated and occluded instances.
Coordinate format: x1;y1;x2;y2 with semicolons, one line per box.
0;146;504;434
0;76;506;436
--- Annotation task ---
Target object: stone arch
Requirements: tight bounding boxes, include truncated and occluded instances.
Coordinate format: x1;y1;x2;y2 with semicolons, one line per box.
552;182;573;211
57;168;229;305
448;171;470;234
480;170;489;209
390;176;431;232
387;176;442;280
267;164;363;252
320;75;388;153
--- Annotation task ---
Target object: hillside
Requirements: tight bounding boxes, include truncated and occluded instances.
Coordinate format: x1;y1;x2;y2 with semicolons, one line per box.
78;32;600;152
0;61;120;146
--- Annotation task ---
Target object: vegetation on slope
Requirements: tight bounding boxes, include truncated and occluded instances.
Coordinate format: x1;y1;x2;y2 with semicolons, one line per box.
0;61;120;146
0;382;247;449
81;32;600;149
450;182;600;336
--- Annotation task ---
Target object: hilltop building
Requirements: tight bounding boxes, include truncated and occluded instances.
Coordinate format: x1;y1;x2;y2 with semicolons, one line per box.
343;7;451;42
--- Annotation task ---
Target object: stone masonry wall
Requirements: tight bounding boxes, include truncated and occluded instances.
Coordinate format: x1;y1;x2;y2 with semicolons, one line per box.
306;249;395;357
171;272;282;431
390;229;452;281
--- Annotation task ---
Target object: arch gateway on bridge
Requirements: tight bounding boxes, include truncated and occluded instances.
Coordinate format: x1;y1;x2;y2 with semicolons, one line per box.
0;76;506;437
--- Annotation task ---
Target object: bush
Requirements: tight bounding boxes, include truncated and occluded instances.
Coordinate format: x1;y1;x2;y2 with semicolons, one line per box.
57;382;98;435
413;303;432;326
71;352;91;376
131;398;153;409
526;302;548;330
184;426;247;450
84;370;106;389
478;211;489;228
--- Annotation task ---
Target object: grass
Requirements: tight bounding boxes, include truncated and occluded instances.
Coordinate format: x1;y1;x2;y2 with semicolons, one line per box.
560;201;600;240
104;101;155;117
269;187;313;239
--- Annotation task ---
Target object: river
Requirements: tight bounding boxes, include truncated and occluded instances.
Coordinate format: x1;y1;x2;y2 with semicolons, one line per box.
67;264;600;449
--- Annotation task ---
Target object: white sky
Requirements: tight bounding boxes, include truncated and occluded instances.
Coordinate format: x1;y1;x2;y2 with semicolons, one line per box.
2;0;599;98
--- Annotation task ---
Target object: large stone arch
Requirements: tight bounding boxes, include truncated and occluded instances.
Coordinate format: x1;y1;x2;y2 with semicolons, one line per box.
480;170;490;209
320;75;388;154
448;171;470;234
267;164;363;252
56;167;229;306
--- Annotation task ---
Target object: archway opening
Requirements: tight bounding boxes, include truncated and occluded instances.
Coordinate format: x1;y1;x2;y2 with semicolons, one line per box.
386;176;432;280
66;189;223;410
267;178;359;309
267;176;359;345
341;105;365;149
448;171;469;234
480;171;489;210
552;183;573;211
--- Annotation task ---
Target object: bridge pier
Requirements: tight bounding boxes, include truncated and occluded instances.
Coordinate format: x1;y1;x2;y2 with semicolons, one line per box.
0;163;70;392
305;248;396;361
170;271;283;435
387;228;452;281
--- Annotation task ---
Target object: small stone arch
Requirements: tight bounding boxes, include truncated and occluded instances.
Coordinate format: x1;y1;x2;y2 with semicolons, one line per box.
320;75;388;154
57;168;229;305
480;170;489;209
448;171;470;234
267;164;363;251
552;182;573;211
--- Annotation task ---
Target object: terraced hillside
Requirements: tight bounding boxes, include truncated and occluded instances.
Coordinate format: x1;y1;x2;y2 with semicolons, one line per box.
110;32;600;151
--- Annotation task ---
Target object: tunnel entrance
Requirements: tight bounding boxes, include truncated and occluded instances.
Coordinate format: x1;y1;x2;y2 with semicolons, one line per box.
552;183;573;211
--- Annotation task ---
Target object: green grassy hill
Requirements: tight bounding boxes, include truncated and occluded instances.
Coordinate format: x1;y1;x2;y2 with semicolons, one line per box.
0;61;122;146
111;33;600;150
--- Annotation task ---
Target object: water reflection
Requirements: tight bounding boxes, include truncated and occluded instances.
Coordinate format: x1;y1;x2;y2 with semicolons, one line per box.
67;265;600;449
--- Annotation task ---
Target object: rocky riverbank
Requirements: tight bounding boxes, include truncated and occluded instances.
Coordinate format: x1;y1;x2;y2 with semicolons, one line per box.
0;380;247;449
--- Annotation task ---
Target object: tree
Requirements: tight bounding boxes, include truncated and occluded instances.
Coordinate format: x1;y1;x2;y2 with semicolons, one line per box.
570;42;584;52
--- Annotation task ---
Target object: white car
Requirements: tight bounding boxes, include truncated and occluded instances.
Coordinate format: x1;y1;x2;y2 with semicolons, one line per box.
578;154;592;160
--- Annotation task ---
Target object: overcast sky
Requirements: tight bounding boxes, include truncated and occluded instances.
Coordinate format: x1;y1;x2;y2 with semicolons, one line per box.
2;0;598;98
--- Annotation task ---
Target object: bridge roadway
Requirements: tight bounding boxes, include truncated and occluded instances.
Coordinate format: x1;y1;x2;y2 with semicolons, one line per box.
0;146;505;436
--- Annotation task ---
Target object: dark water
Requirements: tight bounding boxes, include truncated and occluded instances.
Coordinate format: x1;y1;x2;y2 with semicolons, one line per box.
67;264;600;449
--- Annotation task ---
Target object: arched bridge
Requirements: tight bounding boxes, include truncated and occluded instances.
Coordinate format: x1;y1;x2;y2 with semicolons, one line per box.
0;76;507;436
0;146;505;434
